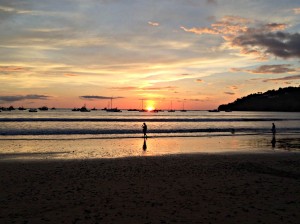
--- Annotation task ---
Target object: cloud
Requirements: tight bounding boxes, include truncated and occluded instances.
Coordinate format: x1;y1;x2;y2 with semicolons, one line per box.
110;86;137;91
233;64;296;74
263;23;288;32
232;31;300;59
293;8;300;14
80;96;124;100
230;85;239;90
0;66;28;73
224;92;235;95
263;75;300;82
195;79;203;83
141;86;177;91
181;16;251;36
64;73;78;77
148;21;159;26
181;15;299;59
0;5;33;15
0;94;50;102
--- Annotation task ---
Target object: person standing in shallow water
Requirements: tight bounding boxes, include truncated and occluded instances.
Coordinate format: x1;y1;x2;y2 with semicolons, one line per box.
142;123;147;138
272;123;276;135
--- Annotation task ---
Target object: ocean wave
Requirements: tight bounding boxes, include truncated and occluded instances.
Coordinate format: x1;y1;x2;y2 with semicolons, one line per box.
0;118;297;122
1;127;300;136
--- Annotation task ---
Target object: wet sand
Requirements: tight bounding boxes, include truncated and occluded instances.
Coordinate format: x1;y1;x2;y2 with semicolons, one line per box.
1;153;300;223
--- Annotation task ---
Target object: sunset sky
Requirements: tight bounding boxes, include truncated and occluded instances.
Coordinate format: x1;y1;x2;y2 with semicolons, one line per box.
0;0;300;110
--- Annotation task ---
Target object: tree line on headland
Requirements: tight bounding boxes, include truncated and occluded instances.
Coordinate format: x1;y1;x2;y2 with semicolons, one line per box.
218;86;300;112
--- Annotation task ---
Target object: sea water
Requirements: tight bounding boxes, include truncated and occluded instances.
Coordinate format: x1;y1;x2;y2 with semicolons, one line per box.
1;110;300;139
1;110;300;160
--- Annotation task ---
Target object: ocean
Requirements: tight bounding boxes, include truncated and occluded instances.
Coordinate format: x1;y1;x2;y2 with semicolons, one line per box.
1;110;300;160
1;109;300;139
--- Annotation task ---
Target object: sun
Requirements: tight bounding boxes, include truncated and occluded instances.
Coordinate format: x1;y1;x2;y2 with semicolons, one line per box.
146;106;155;111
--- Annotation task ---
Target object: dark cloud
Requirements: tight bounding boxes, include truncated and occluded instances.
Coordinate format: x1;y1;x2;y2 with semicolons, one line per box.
80;96;124;100
233;64;296;74
0;94;50;102
232;31;300;59
142;86;177;91
263;75;300;82
224;92;235;95
181;15;299;59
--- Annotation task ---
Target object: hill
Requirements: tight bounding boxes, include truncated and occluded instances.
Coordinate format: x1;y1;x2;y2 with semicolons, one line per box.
218;86;300;112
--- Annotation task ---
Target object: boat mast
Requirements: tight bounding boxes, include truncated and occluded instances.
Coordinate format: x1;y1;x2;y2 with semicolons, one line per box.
139;98;145;110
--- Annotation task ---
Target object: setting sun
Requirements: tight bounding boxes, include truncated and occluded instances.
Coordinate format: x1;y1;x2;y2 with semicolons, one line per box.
146;106;155;111
145;100;156;111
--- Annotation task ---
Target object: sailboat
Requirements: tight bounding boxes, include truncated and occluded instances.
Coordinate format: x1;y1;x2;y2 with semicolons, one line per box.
168;101;175;112
180;102;187;112
106;97;122;112
139;99;147;112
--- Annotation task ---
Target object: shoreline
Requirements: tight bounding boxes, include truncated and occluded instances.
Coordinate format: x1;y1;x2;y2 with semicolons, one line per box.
1;134;299;161
1;153;300;223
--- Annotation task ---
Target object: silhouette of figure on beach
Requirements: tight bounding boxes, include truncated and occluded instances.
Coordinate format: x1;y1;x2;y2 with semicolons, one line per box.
142;123;147;138
143;138;147;151
272;123;276;135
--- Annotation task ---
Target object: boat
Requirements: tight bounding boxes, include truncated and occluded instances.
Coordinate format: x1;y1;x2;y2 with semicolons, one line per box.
18;106;26;111
51;107;56;110
180;102;187;112
106;98;122;112
91;107;97;111
80;105;90;112
72;108;80;111
168;101;175;112
39;106;48;111
139;99;147;112
106;108;122;112
8;106;15;111
208;109;220;112
128;109;139;111
29;108;38;112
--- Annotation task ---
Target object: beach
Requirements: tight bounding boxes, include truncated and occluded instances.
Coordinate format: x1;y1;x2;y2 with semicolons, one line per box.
1;110;300;223
1;147;300;223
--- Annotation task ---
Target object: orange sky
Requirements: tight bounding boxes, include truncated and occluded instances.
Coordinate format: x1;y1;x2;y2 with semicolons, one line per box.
0;0;300;110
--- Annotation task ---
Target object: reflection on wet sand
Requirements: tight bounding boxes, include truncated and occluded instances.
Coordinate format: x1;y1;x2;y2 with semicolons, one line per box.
1;134;300;161
143;138;147;151
271;135;276;148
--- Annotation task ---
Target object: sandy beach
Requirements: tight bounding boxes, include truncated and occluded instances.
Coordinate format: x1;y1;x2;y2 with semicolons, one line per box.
1;152;300;223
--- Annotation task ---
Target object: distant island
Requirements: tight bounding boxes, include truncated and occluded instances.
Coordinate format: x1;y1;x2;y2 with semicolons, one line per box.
218;86;300;112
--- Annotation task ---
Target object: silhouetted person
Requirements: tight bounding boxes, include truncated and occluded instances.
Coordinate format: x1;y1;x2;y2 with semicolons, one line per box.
143;138;147;151
271;135;276;148
272;123;276;135
142;122;147;138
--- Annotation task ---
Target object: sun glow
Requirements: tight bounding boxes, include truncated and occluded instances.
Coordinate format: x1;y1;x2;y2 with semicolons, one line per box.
146;100;156;111
146;106;155;111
